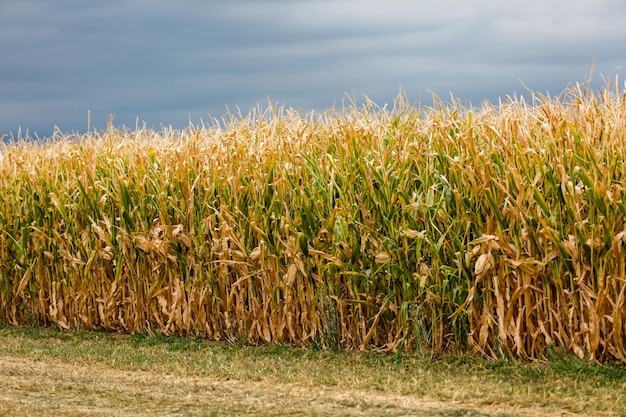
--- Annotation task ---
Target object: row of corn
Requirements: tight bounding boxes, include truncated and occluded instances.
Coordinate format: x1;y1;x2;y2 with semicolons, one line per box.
1;80;625;362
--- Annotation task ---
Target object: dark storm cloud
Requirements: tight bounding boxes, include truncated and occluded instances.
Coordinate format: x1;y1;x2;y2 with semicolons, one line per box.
1;0;625;139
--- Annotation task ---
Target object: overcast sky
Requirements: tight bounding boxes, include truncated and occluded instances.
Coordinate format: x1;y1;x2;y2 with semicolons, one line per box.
1;0;625;139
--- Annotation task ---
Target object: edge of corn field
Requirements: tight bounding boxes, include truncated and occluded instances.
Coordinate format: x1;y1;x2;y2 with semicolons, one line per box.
1;77;626;364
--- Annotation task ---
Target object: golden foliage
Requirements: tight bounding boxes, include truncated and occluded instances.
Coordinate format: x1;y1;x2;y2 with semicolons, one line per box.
1;79;626;362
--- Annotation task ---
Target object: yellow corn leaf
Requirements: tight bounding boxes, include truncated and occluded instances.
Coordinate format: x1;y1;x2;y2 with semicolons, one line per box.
474;253;492;279
374;252;391;264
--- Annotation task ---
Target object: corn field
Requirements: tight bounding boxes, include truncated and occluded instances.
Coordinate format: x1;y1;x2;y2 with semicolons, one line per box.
1;80;625;363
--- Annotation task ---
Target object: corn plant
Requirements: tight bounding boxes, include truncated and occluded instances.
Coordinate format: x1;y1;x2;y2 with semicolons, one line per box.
1;79;625;362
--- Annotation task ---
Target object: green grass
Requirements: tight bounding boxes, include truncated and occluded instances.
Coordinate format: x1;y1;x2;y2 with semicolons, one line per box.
1;324;624;416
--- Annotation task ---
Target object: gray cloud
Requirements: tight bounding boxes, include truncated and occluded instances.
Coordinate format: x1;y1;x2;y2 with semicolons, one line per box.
1;0;624;139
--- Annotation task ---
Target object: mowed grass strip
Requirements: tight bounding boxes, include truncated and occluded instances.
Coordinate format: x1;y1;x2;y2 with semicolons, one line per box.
1;325;625;416
1;78;626;362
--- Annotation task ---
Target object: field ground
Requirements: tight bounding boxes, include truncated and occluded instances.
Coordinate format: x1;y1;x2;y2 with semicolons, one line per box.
0;325;624;416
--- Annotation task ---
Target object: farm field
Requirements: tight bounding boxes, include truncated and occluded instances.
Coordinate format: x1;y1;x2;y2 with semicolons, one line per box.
1;325;625;416
1;78;626;365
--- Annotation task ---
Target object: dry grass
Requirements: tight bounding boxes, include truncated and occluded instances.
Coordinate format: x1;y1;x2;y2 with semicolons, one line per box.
1;78;626;362
1;325;625;416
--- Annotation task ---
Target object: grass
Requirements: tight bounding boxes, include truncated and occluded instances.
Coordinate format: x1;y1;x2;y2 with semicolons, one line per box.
1;324;625;416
